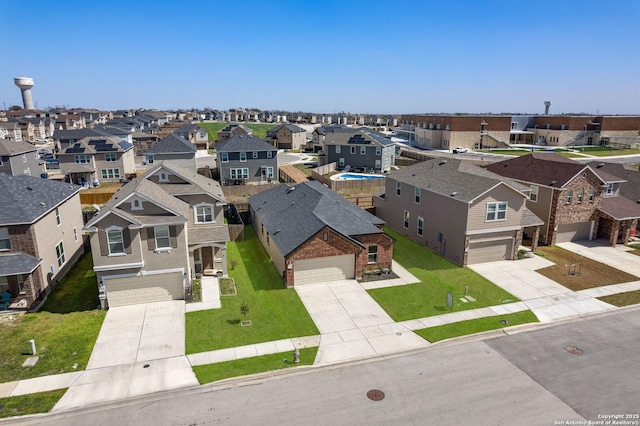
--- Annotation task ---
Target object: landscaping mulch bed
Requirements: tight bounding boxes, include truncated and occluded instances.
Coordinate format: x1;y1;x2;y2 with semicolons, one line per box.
219;277;237;296
535;246;638;291
358;270;400;283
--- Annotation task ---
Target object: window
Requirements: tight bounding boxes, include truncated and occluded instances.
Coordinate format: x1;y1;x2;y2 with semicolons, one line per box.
101;168;120;179
360;146;366;155
368;245;378;263
417;217;424;236
17;275;25;293
230;168;249;179
375;159;381;169
335;145;341;154
404;210;410;229
578;189;584;202
511;122;517;130
605;183;614;196
240;152;247;162
589;189;595;202
73;227;78;242
530;185;538;202
55;207;61;225
267;151;273;159
22;154;27;162
107;228;124;255
220;152;229;163
105;153;117;162
195;205;214;223
159;172;169;182
0;227;10;250
56;241;65;267
267;167;274;179
350;146;356;154
155;226;170;249
415;187;421;204
75;155;91;164
396;181;401;196
252;151;258;159
376;147;381;156
0;276;8;294
566;190;573;204
147;155;155;164
132;199;142;210
486;202;507;221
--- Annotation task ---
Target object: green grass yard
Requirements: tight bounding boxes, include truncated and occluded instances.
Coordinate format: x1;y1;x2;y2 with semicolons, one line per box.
367;228;519;322
197;122;277;141
185;226;318;354
193;347;318;384
415;310;539;342
40;252;99;313
0;310;105;383
0;389;66;419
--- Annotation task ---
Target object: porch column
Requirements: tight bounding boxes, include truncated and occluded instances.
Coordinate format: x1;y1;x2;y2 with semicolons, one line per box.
610;221;620;247
532;227;540;252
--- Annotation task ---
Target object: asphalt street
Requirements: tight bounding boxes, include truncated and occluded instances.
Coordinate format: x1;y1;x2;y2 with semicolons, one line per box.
10;307;640;426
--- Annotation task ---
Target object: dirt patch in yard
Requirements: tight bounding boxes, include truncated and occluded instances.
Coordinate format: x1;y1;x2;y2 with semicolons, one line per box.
535;246;638;291
597;290;640;307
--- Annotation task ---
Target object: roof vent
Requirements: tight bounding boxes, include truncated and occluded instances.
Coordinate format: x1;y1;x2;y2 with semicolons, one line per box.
286;186;296;193
439;160;447;165
550;180;557;186
39;202;45;206
597;163;605;168
26;186;32;190
451;192;458;197
274;230;280;235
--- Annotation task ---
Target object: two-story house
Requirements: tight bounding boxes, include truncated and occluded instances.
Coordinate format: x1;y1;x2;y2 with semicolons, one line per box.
173;123;209;151
0;122;23;142
146;134;197;171
0;175;84;310
264;123;306;150
216;124;252;144
485;153;640;246
0;139;42;176
215;135;278;185
317;126;396;172
249;181;393;286
58;136;136;185
375;158;541;266
83;163;230;308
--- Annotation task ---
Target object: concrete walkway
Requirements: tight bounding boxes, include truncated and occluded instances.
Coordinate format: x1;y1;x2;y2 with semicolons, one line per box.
4;240;640;407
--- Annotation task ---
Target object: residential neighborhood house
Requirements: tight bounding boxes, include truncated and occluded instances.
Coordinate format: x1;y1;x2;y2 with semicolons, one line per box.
0;174;84;310
265;123;306;150
215;134;278;185
146;134;197;171
83;163;229;308
0;139;42;177
249;180;393;286
317;125;396;172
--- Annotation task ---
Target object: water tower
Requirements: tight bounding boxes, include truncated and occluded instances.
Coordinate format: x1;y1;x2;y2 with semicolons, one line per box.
14;77;35;110
544;101;552;115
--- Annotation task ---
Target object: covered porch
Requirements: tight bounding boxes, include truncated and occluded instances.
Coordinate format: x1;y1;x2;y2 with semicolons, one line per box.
0;252;43;311
597;197;640;247
65;164;96;187
188;224;230;278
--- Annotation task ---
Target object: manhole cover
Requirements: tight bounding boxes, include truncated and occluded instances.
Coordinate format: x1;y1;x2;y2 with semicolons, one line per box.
566;346;583;355
367;389;385;401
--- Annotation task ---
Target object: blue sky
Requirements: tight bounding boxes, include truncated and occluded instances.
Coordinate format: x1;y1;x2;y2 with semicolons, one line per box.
1;0;639;114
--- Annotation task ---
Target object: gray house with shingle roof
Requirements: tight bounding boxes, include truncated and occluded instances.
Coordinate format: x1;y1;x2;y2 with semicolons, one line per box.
317;126;396;172
0;139;42;176
83;162;229;308
249;180;393;286
0;174;84;310
375;158;541;266
146;134;197;171
216;135;278;185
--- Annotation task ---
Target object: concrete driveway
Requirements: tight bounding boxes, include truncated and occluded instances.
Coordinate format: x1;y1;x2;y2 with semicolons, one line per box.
53;301;198;411
295;280;429;365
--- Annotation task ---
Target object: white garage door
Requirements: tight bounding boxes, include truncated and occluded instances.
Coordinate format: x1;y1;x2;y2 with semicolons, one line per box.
294;254;355;285
556;222;593;243
105;272;184;307
467;238;513;265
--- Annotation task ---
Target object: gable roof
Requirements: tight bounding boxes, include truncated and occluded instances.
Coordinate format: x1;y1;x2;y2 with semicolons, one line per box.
0;252;42;276
249;180;384;256
147;134;196;154
267;123;305;134
389;158;529;203
319;126;394;146
598;196;640;220
0;174;81;225
53;128;114;141
218;124;251;134
58;136;132;156
216;134;276;153
0;139;37;156
484;153;618;188
587;161;640;201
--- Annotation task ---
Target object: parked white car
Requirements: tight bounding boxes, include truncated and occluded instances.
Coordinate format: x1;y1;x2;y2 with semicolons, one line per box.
453;146;468;153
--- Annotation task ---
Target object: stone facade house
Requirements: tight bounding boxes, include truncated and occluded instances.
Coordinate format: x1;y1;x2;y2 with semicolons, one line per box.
83;163;229;308
375;158;540;266
0;175;84;310
249;181;393;286
485;153;640;246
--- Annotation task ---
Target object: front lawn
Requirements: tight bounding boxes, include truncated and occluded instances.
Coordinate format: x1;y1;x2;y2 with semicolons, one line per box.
0;389;66;419
597;290;640;307
197;122;277;141
535;246;638;290
185;226;318;354
415;310;539;343
193;347;318;384
367;228;519;321
40;252;98;313
0;310;105;382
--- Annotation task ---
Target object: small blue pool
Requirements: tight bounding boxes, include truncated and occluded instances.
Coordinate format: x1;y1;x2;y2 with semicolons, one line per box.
334;173;385;181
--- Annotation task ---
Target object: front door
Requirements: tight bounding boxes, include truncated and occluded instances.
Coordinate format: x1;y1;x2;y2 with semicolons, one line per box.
193;248;203;274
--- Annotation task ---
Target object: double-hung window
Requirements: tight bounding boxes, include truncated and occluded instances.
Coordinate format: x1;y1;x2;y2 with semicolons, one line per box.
105;153;117;162
101;168;120;179
415;187;421;204
107;228;124;255
350;146;356;154
486;202;507;221
335;145;341;154
195;205;214;223
404;210;410;229
530;185;538;202
155;226;171;249
360;146;366;155
252;151;258;159
220;152;229;163
0;228;10;250
56;242;66;266
566;190;573;204
368;245;378;263
239;152;247;162
417;217;424;236
396;181;401;196
75;155;91;164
